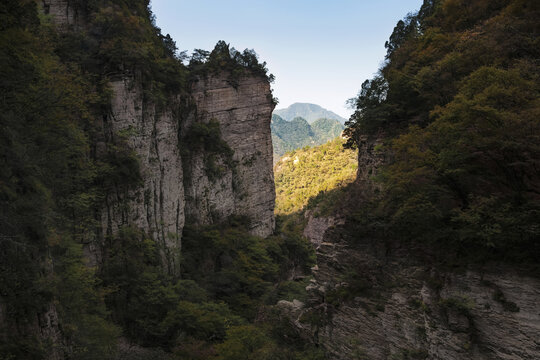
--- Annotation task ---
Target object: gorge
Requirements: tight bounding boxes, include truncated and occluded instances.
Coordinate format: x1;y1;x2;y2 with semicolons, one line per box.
1;0;539;359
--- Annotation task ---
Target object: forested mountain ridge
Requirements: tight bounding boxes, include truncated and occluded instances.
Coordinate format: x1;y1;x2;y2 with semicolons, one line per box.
271;114;344;158
278;0;540;359
274;102;347;124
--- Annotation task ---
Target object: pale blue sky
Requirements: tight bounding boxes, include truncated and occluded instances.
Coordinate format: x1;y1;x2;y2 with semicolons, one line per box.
150;0;423;119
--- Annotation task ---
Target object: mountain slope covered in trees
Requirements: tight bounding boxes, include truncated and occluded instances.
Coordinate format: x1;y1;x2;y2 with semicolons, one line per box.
274;103;347;124
271;114;344;158
276;2;540;358
274;138;357;214
344;0;540;261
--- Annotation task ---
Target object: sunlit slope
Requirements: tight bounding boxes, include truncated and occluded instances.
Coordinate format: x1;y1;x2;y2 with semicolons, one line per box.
274;137;357;214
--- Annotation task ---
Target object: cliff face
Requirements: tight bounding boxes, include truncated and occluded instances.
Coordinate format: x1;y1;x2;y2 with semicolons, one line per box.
96;77;185;274
282;213;540;360
42;0;80;28
38;1;276;267
94;74;275;274
184;74;275;237
279;142;540;360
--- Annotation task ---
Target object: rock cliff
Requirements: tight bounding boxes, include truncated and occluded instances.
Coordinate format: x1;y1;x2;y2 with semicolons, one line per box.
96;77;185;274
39;1;275;269
41;0;81;29
94;74;275;273
184;74;275;237
282;212;540;359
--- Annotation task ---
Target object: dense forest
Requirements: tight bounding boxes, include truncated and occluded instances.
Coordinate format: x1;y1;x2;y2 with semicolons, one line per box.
344;0;540;263
271;115;344;158
274;138;357;214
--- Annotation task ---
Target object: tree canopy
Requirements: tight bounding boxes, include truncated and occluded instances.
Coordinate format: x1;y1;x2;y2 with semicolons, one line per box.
344;0;540;261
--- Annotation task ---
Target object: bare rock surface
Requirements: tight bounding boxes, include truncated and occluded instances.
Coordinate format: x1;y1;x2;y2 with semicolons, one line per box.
285;212;540;360
41;0;82;29
185;73;276;237
97;78;185;274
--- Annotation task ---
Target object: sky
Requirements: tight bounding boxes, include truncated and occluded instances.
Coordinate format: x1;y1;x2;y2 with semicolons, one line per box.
150;0;424;119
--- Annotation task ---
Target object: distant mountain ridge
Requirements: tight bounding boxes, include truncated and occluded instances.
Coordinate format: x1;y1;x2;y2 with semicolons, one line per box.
271;114;344;159
274;103;347;124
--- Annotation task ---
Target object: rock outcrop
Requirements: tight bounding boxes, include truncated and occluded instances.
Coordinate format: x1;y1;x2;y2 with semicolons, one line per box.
93;73;275;273
41;0;81;29
280;212;540;360
183;74;275;237
96;77;185;274
278;131;540;359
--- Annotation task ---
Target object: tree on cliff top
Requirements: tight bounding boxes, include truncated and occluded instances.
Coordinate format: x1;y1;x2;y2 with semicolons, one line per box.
189;40;275;83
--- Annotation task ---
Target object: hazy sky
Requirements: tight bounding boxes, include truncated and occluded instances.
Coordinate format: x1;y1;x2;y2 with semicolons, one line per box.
151;0;424;119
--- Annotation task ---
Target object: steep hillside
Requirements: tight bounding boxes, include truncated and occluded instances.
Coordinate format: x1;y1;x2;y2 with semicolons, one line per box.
311;117;344;143
280;1;540;359
274;138;357;214
274;102;347;124
271;114;344;158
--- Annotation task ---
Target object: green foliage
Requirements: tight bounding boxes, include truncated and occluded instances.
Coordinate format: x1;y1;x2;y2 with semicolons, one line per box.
344;0;540;262
439;296;474;318
0;1;122;356
272;114;344;158
54;0;189;106
183;119;236;181
274;137;357;214
189;40;274;85
214;325;275;360
214;323;326;360
100;227;244;349
50;238;121;359
181;220;279;319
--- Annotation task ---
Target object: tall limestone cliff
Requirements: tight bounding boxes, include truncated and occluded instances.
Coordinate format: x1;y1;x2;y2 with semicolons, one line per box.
96;77;186;274
184;74;275;237
41;0;79;28
98;72;276;275
39;0;275;270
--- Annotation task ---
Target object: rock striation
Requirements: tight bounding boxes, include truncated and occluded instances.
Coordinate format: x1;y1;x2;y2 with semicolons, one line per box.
281;212;540;360
96;77;185;274
184;74;275;237
95;73;276;271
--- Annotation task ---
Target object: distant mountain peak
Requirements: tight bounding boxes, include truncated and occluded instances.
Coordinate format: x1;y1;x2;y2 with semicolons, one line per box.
274;103;347;124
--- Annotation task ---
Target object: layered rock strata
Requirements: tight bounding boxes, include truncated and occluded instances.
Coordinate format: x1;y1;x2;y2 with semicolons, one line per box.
183;74;275;237
97;77;185;274
281;213;540;360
